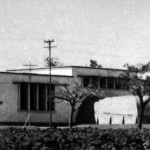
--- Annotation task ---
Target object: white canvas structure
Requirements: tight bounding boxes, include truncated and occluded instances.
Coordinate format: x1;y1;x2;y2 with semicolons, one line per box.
94;96;138;124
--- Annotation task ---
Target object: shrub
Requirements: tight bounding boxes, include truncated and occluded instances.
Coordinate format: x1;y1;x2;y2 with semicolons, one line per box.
0;127;148;150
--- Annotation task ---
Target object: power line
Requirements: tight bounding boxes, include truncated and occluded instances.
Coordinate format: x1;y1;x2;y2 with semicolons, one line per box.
1;37;150;59
0;38;44;41
94;53;150;59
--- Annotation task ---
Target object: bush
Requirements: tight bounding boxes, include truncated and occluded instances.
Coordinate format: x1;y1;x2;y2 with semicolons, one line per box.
0;127;148;150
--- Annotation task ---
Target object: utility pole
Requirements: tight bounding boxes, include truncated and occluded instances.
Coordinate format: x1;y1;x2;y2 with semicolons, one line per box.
44;39;56;128
23;61;37;126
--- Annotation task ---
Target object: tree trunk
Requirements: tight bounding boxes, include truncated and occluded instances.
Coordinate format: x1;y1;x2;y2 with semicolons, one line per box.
69;107;74;128
138;106;145;129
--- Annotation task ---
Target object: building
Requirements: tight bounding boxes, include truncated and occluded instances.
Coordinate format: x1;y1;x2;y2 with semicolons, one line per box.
0;66;133;126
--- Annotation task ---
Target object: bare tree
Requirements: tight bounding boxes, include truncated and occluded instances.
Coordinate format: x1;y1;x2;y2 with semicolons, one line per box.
124;62;150;129
54;81;105;128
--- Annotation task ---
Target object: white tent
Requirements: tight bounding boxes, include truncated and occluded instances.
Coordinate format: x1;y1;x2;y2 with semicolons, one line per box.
94;96;140;124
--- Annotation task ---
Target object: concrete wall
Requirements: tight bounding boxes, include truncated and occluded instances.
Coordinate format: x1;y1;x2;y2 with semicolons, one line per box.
72;67;134;77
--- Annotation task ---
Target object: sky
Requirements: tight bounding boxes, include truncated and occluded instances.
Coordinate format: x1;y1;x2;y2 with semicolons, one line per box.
1;0;150;70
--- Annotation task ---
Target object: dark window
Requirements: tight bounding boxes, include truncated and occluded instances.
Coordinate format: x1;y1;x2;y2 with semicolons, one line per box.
20;83;28;110
121;79;129;90
100;77;107;89
83;76;91;87
91;76;98;88
115;78;129;90
115;78;122;89
20;83;55;111
107;78;114;89
30;83;37;110
39;84;46;111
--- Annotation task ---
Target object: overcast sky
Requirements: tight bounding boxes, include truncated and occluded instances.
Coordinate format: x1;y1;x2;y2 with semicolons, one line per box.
1;0;150;70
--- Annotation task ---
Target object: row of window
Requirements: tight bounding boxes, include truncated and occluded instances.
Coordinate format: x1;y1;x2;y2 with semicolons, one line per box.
19;77;128;111
83;76;129;90
20;83;55;111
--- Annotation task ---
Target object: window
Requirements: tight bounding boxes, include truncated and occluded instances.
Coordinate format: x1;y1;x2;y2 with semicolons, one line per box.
99;77;107;89
83;76;99;88
30;83;38;110
83;76;129;90
91;76;98;88
83;76;91;87
107;78;115;89
115;78;129;90
39;84;46;111
115;78;122;89
20;83;55;111
121;79;129;90
20;83;28;110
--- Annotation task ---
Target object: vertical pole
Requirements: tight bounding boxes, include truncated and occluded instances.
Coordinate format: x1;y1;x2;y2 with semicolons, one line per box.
29;61;31;126
44;39;55;127
23;61;37;126
49;42;52;128
46;84;48;111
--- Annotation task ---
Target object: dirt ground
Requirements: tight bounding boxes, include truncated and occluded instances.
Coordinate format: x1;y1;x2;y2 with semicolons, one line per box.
0;124;150;130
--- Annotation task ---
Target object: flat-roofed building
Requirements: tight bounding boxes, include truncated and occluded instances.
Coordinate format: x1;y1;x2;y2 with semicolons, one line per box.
0;66;134;126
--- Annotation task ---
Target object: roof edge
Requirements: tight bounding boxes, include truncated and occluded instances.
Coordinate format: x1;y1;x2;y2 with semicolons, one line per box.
7;65;131;72
0;71;74;77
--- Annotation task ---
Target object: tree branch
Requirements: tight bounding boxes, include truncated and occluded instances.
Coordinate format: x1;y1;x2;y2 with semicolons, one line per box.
64;85;74;99
144;97;150;107
54;95;70;102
